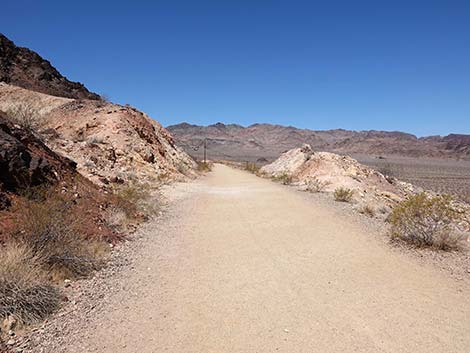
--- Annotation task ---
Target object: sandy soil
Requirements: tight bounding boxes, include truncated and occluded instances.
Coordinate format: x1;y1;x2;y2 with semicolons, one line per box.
30;164;470;353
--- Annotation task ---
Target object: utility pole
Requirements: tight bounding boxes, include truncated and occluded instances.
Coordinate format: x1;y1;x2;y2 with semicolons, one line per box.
203;138;207;163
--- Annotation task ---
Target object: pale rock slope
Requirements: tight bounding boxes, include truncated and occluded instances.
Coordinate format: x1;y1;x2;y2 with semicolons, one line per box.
261;144;417;212
0;83;196;185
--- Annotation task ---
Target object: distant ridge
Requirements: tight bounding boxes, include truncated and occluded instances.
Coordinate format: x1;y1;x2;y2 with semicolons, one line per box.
167;122;470;161
0;33;99;100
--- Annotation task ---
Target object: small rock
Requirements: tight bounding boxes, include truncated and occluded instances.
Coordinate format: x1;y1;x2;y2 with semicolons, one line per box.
7;339;15;345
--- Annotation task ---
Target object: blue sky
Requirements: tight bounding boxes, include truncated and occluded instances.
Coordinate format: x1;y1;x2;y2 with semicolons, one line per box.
3;0;470;136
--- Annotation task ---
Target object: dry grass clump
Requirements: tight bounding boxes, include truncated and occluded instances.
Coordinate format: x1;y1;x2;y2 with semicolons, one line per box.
273;172;293;185
113;183;159;220
306;177;330;193
16;195;103;281
389;193;467;251
0;243;61;326
196;161;212;172
244;162;260;174
334;187;354;202
0;180;119;330
359;204;376;217
114;184;147;218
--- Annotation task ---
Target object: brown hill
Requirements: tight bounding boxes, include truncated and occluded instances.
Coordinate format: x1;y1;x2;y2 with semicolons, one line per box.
0;33;99;100
167;122;470;161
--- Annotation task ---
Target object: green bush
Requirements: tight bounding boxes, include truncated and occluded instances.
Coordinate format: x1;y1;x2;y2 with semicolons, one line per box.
389;193;466;250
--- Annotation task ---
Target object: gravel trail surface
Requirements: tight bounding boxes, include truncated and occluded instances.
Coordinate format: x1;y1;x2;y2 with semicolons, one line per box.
26;164;470;353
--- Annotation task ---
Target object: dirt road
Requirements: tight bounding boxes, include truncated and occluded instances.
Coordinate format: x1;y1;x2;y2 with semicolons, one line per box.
63;164;470;353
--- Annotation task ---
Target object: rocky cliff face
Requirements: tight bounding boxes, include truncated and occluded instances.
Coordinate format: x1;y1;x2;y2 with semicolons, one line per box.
0;33;99;100
167;122;470;161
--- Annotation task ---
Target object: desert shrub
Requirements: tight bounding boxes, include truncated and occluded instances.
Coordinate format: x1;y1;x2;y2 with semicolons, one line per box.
389;193;467;250
0;243;61;325
16;196;102;280
3;102;45;131
334;187;354;202
306;177;330;193
244;162;260;174
114;185;146;218
359;204;376;217
273;172;293;185
197;161;212;172
177;162;189;175
113;184;159;219
18;185;49;202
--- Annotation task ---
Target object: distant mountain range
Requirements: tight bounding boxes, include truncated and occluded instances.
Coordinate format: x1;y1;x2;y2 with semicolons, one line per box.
167;122;470;161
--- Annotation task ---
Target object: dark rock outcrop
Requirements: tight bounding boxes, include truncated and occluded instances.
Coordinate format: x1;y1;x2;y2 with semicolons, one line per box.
0;111;76;193
0;33;99;100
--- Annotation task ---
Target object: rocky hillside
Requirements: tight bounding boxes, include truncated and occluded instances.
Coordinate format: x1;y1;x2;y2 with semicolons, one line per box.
0;111;117;242
167;122;470;161
0;33;99;100
0;84;196;186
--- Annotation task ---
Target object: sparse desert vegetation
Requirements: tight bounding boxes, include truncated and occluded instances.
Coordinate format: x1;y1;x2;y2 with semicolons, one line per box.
0;182;153;332
334;187;354;202
196;161;213;172
2;101;46;131
0;243;62;327
272;171;293;185
244;162;260;174
15;193;104;280
359;204;376;217
306;177;330;193
389;193;468;250
111;182;161;231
